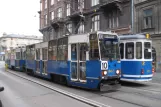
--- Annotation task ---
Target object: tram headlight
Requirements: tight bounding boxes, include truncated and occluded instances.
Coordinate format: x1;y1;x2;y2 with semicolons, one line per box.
116;70;120;75
102;71;107;76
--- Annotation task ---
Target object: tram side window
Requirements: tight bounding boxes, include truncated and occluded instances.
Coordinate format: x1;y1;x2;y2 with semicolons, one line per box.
80;43;87;61
31;46;35;60
120;43;124;59
71;44;77;61
48;41;53;60
57;38;68;61
22;51;26;60
36;49;40;60
63;38;68;60
144;42;151;59
126;42;134;59
136;42;142;59
53;40;57;60
42;48;48;60
26;47;30;60
16;52;21;59
89;34;99;60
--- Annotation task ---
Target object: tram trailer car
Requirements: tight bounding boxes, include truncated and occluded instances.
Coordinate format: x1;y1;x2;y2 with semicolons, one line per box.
10;49;16;70
119;34;154;82
5;50;11;68
26;44;36;74
26;31;121;91
15;47;26;71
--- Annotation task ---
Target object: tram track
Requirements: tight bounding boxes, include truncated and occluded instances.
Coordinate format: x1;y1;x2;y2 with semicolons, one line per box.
6;70;110;107
6;69;161;107
93;90;161;107
93;92;147;107
91;83;161;107
117;89;161;101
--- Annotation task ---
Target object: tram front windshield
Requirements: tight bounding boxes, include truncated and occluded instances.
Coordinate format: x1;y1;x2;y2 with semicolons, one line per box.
100;39;119;60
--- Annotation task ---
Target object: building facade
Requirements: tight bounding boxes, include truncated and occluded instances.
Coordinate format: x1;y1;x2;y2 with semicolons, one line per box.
39;0;132;42
134;0;161;69
0;33;43;60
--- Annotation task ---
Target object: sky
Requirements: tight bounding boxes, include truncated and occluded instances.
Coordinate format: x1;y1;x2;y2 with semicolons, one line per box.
0;0;42;37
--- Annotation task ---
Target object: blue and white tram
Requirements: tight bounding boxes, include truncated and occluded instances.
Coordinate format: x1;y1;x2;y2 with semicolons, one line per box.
25;31;121;91
47;31;121;91
34;42;49;78
26;44;36;74
15;47;26;71
119;34;154;82
10;49;16;69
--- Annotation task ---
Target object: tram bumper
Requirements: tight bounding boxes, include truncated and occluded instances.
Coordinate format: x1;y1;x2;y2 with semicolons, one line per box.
100;76;121;91
100;83;121;92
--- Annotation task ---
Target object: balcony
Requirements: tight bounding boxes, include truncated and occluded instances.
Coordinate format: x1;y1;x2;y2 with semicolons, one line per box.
100;0;121;4
134;0;148;5
100;0;123;12
50;17;65;29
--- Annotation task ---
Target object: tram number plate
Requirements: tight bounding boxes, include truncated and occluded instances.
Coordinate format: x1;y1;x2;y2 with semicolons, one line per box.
101;61;108;70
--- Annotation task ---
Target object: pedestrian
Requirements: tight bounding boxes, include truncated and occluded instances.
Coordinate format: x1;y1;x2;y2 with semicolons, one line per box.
5;63;8;71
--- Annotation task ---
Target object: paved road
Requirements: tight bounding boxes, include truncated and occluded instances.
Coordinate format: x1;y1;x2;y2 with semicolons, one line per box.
152;72;161;84
1;61;161;107
0;68;92;107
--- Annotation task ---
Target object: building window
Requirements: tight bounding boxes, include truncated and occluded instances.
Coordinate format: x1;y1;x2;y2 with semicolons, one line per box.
91;0;99;6
51;0;54;5
44;14;47;25
67;23;72;33
50;11;54;20
66;4;71;16
57;7;62;18
45;0;47;9
40;1;42;11
109;11;119;28
143;9;153;29
78;22;84;34
92;15;100;31
78;0;84;10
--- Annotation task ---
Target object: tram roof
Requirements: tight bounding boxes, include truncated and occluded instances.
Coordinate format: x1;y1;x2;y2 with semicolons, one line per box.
118;34;147;40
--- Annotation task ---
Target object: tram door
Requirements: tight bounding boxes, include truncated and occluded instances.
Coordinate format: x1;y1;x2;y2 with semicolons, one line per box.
71;43;87;82
42;47;48;75
36;48;41;74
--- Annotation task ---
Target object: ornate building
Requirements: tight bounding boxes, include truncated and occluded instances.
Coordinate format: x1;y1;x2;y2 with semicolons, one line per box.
0;33;43;60
39;0;132;42
134;0;161;69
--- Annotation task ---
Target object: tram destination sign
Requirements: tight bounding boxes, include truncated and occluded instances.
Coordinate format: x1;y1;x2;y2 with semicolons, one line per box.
98;34;117;40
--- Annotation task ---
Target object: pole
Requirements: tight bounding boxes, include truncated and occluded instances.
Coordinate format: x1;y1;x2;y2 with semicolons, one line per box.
131;0;134;34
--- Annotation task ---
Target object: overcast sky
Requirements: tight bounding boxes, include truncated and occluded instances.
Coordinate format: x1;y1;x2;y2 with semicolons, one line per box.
0;0;42;36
